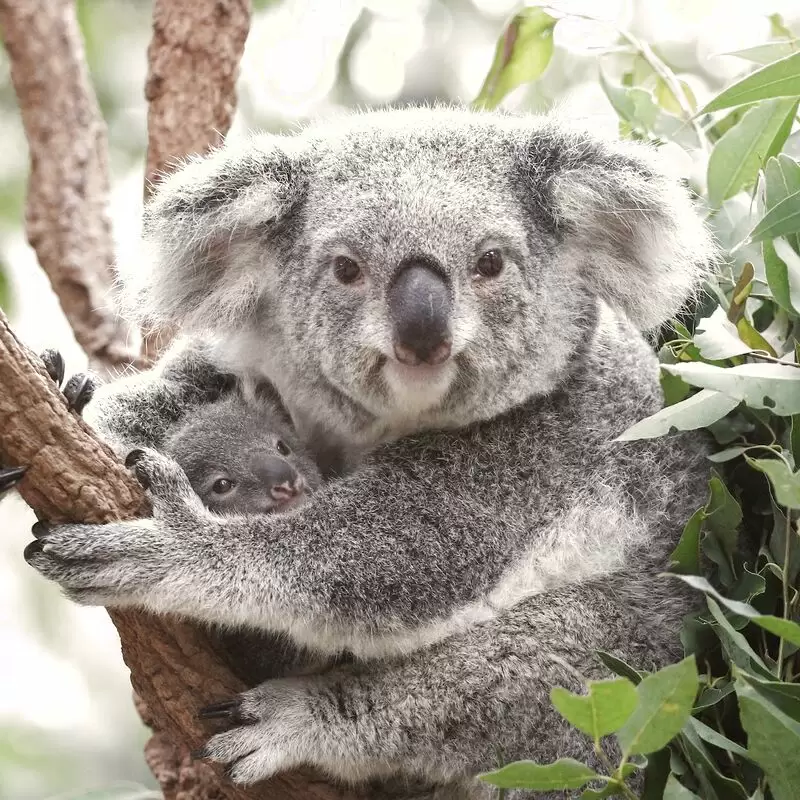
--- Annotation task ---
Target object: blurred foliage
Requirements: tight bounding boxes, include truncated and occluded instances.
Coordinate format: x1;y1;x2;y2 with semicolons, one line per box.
476;6;800;799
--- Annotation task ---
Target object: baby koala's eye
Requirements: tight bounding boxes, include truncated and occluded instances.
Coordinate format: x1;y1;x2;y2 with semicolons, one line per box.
212;478;234;494
333;255;362;285
474;249;504;279
276;439;291;456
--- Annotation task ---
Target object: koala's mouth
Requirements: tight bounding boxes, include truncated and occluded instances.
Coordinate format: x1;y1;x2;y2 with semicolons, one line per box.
381;356;457;410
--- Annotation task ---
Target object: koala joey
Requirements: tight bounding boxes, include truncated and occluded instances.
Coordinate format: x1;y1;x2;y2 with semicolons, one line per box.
164;393;323;516
26;108;715;798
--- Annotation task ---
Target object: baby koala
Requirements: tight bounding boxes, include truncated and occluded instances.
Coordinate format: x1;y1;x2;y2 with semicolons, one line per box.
165;393;323;515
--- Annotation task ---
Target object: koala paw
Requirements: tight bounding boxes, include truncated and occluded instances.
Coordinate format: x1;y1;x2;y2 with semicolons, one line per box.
40;349;97;414
197;680;317;785
23;515;171;606
124;446;202;514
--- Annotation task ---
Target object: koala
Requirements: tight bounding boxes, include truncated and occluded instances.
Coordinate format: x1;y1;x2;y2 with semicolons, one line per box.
163;392;323;516
25;107;715;798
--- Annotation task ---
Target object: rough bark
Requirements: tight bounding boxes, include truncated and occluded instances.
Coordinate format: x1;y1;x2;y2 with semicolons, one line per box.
140;0;251;363
0;0;143;375
1;1;366;797
0;309;361;800
145;0;251;193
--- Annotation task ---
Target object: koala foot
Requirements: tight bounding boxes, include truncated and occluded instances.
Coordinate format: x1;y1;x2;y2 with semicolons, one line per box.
195;680;318;785
40;348;97;414
0;466;27;494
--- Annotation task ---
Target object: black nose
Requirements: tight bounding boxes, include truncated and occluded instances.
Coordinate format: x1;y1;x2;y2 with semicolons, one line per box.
387;261;453;366
251;455;302;502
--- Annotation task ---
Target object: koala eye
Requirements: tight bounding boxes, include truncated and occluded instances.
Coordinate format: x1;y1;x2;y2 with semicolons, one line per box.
474;249;504;279
333;255;362;284
276;439;291;456
212;478;234;494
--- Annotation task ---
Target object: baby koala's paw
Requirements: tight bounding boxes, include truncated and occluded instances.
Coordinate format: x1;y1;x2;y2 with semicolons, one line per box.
40;348;98;415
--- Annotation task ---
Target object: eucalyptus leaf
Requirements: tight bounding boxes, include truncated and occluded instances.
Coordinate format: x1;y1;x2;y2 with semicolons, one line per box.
706;98;798;208
747;457;800;509
694;306;753;359
595;651;644;685
770;238;800;314
736;673;800;800
478;758;599;790
663;774;702;800
661;362;800;415
551;679;638;740
616;389;739;441
670;508;704;574
616;656;698;756
748;188;800;244
701;51;800;112
687;715;750;758
473;8;557;109
722;41;800;66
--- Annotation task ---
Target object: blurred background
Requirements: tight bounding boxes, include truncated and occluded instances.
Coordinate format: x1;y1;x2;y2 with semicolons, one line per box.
1;0;799;797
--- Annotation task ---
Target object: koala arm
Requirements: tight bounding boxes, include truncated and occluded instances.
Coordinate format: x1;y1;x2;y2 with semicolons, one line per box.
26;441;529;658
83;338;233;456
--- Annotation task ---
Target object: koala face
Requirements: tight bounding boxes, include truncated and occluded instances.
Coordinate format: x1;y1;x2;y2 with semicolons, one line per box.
165;397;323;516
130;109;713;434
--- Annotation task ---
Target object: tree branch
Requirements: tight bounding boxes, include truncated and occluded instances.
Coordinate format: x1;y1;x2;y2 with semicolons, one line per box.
0;308;360;800
0;0;143;375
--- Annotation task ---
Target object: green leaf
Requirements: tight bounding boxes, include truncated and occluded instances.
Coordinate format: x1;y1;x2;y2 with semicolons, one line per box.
473;8;557;109
748;457;800;508
641;748;671;800
704;595;774;678
679;723;750;799
792;415;800;465
478;758;599;790
661;362;800;415
705;475;742;543
663;775;702;800
595;651;643;685
694;307;753;359
737;672;800;721
693;681;736;711
676;575;800;649
616;656;698;756
670;508;704;574
748;188;800;244
616;389;739;441
706;98;798;208
723;41;800;66
661;369;691;406
701;51;800;112
686;715;750;759
770;238;800;315
736;673;800;800
707;446;749;463
551;679;638;740
737;317;777;357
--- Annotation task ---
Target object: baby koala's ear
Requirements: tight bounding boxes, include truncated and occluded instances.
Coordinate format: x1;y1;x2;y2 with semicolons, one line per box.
119;135;307;332
523;124;716;330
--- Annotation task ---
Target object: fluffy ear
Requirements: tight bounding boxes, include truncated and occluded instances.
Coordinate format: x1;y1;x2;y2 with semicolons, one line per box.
529;126;716;330
119;135;306;331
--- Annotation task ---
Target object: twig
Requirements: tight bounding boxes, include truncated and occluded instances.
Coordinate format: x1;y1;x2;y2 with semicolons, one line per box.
0;0;144;375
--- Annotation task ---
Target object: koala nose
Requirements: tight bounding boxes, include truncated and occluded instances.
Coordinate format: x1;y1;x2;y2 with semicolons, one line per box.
388;261;453;366
252;455;302;502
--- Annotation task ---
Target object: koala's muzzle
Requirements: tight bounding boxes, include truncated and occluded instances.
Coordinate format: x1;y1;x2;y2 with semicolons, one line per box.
252;454;304;503
388;262;453;366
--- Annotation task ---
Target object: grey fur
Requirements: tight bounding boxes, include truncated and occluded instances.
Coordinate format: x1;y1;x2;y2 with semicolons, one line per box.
28;107;714;797
164;393;323;515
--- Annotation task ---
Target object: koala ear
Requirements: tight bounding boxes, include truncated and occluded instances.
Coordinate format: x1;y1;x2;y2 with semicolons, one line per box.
529;128;715;330
119;135;306;331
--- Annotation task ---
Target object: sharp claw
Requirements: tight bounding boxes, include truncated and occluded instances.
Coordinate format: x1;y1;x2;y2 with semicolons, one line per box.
41;349;65;387
198;700;240;719
63;374;95;414
0;466;27;493
24;539;44;561
31;520;50;539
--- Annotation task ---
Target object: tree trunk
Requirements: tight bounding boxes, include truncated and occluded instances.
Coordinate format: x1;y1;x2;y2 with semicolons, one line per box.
0;1;366;798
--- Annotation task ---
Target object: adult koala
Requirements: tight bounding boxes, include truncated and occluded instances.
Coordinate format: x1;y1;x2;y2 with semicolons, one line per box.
26;108;714;797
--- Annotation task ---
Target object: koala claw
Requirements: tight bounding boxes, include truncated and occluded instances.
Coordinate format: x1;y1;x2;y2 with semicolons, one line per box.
41;348;65;387
0;465;27;494
63;373;95;414
32;520;50;539
198;700;244;721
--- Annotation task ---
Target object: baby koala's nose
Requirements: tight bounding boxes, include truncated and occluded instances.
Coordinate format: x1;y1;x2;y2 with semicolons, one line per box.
252;455;303;503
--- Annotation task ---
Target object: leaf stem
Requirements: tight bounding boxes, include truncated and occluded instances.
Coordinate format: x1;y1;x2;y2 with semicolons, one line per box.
778;508;793;677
